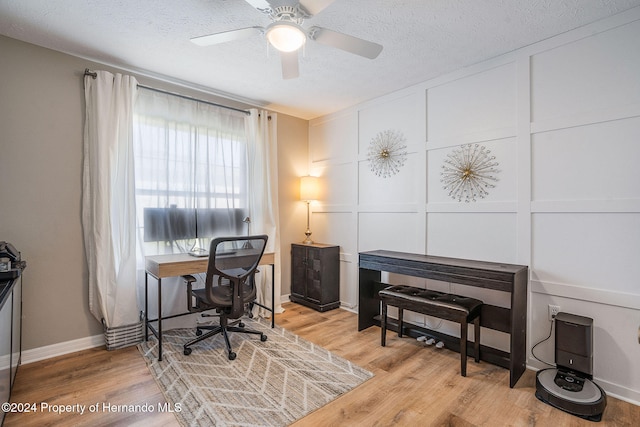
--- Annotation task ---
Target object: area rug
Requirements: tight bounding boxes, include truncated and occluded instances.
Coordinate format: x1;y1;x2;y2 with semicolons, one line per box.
138;317;373;426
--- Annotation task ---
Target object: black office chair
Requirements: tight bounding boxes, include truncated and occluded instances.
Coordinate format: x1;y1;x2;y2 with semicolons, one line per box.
182;235;268;359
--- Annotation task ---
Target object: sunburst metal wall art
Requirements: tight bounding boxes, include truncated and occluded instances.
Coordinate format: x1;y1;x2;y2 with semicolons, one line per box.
440;144;499;202
367;129;408;178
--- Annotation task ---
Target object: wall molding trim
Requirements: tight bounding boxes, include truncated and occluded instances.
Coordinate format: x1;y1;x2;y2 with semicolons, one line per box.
531;279;640;310
531;199;640;213
426;201;518;213
426;126;517;150
357;203;421;213
21;334;105;365
314;203;355;213
531;102;640;134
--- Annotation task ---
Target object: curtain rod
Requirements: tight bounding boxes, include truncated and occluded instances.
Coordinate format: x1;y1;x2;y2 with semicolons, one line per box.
84;68;251;116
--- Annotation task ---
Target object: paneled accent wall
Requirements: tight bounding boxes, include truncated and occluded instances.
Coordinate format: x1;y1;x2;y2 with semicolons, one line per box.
309;9;640;403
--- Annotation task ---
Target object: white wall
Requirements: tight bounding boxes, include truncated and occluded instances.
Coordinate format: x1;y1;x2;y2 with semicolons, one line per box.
309;8;640;403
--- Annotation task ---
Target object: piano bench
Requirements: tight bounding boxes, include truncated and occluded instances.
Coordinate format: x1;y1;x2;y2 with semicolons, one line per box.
379;284;483;377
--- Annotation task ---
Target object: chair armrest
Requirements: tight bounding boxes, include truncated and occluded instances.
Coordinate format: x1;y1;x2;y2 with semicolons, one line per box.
182;274;197;284
183;275;197;312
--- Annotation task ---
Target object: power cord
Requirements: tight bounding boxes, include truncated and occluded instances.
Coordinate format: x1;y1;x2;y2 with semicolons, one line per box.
531;315;557;367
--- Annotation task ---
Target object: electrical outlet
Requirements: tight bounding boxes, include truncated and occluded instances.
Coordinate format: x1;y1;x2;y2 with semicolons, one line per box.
548;304;561;321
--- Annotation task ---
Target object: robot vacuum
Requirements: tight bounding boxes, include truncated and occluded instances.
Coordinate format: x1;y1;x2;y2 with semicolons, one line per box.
535;312;606;421
535;368;606;421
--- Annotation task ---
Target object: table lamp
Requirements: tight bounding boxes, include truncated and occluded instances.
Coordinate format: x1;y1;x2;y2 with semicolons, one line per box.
300;176;319;244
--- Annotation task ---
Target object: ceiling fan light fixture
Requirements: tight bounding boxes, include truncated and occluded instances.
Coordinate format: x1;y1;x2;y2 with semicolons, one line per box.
266;21;306;52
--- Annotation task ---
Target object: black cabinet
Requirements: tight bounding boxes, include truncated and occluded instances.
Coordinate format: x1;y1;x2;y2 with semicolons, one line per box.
290;243;340;312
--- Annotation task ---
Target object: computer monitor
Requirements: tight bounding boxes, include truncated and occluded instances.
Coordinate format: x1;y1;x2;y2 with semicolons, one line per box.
143;207;246;242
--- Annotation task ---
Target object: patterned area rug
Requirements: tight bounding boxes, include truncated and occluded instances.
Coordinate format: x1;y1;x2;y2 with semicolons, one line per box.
138;317;373;426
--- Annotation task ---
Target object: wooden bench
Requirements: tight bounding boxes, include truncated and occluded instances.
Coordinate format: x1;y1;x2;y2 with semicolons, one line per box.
379;284;483;377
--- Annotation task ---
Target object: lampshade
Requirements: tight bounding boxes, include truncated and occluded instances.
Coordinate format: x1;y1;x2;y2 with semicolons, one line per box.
300;176;319;202
266;21;306;52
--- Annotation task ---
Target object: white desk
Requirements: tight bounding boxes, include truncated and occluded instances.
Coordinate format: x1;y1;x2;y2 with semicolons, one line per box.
144;251;275;361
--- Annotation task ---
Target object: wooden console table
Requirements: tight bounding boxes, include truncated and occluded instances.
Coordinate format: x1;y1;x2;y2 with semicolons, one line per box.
358;250;528;387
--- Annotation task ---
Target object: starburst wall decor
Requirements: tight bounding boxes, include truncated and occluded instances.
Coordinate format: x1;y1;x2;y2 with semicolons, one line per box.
367;129;408;178
440;144;499;202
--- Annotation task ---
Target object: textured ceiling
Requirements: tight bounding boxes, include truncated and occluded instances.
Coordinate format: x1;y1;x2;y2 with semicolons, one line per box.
1;0;639;119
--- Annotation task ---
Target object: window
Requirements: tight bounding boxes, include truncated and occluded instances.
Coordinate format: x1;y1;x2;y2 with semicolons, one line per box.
133;88;248;255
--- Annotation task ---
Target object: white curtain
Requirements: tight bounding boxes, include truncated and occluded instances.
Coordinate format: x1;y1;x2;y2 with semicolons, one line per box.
134;88;252;328
245;109;283;315
83;78;282;337
82;71;140;335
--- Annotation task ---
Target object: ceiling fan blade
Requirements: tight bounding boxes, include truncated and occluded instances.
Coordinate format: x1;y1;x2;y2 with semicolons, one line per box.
190;27;263;46
243;0;272;14
309;26;383;59
299;0;336;16
281;51;299;80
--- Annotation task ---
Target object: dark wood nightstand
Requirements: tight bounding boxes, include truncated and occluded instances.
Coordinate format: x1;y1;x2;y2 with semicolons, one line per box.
290;243;340;312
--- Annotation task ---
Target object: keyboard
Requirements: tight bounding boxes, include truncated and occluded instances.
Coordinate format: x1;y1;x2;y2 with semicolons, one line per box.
188;249;209;257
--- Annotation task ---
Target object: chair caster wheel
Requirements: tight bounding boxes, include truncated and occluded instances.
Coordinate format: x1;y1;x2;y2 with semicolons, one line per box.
260;334;267;342
239;322;245;328
228;352;236;360
184;347;192;356
195;329;203;336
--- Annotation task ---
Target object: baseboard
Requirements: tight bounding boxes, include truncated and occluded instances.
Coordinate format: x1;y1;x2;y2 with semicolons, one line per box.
589;376;640;407
22;295;294;365
340;304;357;314
21;334;105;365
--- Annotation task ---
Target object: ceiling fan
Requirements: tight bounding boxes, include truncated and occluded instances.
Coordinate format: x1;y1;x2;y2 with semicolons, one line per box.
190;0;383;79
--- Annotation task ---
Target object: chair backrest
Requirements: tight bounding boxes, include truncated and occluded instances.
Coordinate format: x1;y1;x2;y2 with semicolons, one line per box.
204;235;268;318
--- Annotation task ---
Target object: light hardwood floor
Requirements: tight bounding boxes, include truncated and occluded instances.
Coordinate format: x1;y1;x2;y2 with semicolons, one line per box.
6;302;639;426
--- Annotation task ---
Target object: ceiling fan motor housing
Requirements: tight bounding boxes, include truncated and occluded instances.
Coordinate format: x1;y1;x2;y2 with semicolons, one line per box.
270;5;308;24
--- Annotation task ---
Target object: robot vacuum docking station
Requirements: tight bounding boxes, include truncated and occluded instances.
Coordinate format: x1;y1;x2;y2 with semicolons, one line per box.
535;312;607;422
